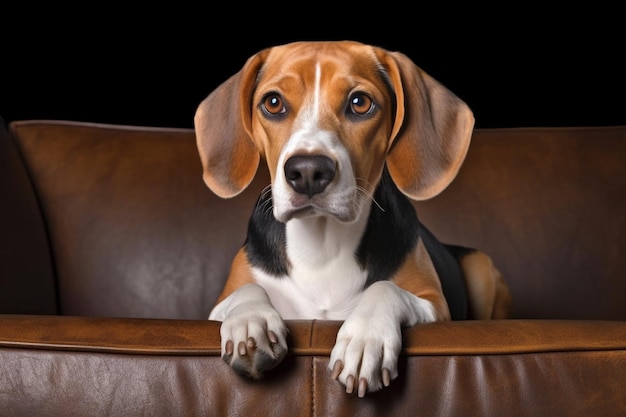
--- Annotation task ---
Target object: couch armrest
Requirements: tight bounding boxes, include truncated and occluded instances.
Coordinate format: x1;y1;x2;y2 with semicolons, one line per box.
0;119;57;314
1;316;625;416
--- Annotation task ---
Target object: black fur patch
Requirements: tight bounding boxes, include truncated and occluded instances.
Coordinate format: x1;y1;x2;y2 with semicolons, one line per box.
356;168;420;286
244;191;291;276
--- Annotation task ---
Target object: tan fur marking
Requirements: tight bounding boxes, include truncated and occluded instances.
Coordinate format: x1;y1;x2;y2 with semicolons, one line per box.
460;251;513;319
391;238;451;321
215;248;256;304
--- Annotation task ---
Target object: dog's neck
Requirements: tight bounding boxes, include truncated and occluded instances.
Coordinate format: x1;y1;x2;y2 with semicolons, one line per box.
285;203;372;268
258;205;371;320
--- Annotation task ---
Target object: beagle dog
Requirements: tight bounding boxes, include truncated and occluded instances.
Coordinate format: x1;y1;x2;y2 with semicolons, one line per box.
194;40;512;397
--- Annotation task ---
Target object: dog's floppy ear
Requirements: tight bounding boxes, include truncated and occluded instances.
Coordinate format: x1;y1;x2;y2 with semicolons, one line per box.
194;52;267;198
376;49;475;200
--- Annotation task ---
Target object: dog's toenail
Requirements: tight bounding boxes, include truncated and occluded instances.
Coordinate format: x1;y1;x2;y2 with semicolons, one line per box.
358;378;368;398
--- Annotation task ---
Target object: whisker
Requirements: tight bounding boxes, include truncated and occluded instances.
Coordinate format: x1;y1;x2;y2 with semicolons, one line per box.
255;184;275;217
260;185;272;199
355;179;385;213
261;198;274;217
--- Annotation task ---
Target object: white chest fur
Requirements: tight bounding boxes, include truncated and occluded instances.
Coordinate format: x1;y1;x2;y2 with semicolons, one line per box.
254;205;371;320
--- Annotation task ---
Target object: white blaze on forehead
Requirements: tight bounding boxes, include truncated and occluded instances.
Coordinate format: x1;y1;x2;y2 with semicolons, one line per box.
283;61;328;154
313;61;321;122
296;61;322;131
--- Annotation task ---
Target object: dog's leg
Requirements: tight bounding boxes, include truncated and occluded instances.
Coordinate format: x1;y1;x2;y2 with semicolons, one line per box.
328;237;449;397
209;283;289;379
329;280;437;397
458;250;512;319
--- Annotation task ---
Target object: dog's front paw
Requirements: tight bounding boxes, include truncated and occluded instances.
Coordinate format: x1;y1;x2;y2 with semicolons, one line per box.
219;308;288;380
329;316;402;397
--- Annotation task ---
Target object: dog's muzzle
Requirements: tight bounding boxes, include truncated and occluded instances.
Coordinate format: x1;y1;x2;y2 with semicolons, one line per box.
273;149;359;224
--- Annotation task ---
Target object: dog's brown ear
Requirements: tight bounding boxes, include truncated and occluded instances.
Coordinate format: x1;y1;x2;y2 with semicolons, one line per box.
194;52;266;198
376;49;475;200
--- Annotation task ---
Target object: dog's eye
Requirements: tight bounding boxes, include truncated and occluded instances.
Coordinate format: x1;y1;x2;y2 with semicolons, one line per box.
261;94;287;116
348;93;374;116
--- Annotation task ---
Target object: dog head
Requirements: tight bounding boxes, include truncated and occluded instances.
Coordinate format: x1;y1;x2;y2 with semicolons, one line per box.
195;41;474;223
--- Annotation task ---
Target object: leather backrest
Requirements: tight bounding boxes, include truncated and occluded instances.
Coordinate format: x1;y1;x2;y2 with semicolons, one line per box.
415;126;626;319
10;121;626;320
11;120;268;319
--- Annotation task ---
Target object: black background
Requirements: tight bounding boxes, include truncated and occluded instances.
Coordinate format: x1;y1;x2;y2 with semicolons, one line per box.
2;7;624;130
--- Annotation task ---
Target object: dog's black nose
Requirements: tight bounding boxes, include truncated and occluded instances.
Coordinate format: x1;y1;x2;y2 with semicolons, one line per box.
284;155;336;197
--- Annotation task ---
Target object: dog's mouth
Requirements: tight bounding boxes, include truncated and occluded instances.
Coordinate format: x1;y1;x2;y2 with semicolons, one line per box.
274;194;361;224
283;205;322;220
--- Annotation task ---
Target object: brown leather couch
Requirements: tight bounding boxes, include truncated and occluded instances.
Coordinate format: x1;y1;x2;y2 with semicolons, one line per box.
2;118;626;416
